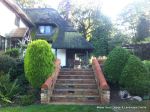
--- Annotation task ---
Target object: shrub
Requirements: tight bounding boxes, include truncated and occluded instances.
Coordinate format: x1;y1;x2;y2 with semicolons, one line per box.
5;48;19;58
143;60;150;73
0;55;16;73
9;59;30;95
104;47;130;84
0;72;19;105
24;40;55;88
17;95;35;106
120;55;150;96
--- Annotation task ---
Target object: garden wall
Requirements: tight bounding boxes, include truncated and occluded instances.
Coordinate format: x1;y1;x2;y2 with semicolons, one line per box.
41;59;61;104
92;58;110;104
123;43;150;60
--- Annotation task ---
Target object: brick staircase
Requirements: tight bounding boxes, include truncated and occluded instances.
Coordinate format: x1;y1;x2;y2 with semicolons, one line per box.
50;69;100;105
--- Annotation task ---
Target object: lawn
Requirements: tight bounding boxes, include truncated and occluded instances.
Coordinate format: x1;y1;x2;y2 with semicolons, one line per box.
0;104;113;112
0;101;149;112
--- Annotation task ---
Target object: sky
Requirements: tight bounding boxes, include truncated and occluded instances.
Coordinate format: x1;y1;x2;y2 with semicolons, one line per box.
45;0;133;21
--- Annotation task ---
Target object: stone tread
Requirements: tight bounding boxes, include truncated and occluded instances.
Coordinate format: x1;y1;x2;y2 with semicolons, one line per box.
49;102;100;105
52;95;100;98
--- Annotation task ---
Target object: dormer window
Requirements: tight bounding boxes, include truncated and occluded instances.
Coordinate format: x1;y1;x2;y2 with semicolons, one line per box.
38;25;52;34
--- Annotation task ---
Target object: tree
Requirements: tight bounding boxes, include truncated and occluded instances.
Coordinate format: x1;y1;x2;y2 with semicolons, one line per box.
71;7;100;40
117;0;150;41
91;14;112;56
24;40;55;88
136;15;150;41
58;0;102;40
14;0;46;8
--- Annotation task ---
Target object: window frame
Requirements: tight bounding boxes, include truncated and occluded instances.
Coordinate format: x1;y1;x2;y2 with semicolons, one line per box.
37;25;52;35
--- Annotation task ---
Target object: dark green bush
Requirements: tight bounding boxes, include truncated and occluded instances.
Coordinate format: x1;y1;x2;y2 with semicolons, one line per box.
104;47;130;84
9;59;30;95
120;55;150;96
143;60;150;73
0;55;16;73
17;95;35;106
24;40;55;88
5;48;19;58
0;72;19;105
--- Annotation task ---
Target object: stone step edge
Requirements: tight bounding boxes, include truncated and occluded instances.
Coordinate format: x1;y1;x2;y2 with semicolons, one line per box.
52;95;100;98
53;89;99;91
49;102;100;105
58;75;94;77
55;84;97;86
57;79;96;81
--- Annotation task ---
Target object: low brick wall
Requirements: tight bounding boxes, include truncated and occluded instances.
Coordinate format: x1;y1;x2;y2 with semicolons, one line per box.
41;59;61;104
92;58;110;104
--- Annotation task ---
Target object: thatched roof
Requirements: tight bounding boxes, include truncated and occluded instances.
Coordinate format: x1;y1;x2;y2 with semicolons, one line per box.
52;32;94;50
8;28;28;38
24;8;75;32
1;0;34;27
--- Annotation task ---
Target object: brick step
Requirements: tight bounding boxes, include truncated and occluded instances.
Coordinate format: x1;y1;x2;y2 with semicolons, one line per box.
53;89;99;95
51;95;100;103
58;75;95;79
59;71;94;75
61;69;93;72
56;79;96;84
55;84;97;89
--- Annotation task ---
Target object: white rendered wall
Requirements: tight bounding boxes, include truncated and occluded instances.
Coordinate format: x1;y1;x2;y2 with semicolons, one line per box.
20;20;26;27
0;2;27;37
0;2;17;36
57;49;66;66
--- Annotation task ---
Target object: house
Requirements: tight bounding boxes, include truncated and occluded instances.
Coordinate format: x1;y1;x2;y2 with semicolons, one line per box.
0;0;93;68
24;8;94;68
0;0;33;51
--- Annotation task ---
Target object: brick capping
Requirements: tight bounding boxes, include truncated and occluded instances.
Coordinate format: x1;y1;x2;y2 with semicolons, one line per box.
92;58;110;104
41;59;61;103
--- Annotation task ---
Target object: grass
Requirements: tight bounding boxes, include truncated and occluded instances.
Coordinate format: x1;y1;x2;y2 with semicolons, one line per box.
0;101;149;112
0;104;113;112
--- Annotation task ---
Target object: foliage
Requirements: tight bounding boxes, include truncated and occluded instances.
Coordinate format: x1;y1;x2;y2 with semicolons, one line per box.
136;15;150;41
143;60;150;73
24;40;55;88
104;47;130;84
0;55;16;73
5;48;19;58
14;0;46;8
58;0;103;40
91;15;112;56
120;55;150;96
117;0;150;40
9;59;30;95
108;29;131;51
0;72;19;105
17;95;35;106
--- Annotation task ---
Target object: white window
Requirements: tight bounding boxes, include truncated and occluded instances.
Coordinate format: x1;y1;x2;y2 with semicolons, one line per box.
38;25;52;34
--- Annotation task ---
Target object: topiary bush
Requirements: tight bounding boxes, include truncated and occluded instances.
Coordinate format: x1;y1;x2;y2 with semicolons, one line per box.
5;48;19;58
0;55;16;73
120;55;150;96
104;47;130;84
24;40;55;88
143;60;150;73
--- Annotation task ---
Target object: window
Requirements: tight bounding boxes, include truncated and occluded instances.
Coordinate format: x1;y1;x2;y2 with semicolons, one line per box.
38;25;52;34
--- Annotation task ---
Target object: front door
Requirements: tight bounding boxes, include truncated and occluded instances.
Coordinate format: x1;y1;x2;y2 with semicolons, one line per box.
66;50;75;68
